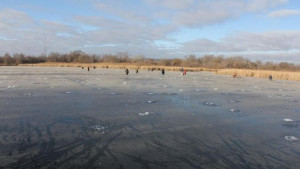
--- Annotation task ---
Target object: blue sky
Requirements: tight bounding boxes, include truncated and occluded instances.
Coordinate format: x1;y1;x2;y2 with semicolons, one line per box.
0;0;300;62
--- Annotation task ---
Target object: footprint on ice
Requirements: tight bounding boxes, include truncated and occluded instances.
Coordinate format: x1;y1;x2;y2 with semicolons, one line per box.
284;136;299;142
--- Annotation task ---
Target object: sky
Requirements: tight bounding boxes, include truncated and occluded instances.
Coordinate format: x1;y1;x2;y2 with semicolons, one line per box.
0;0;300;62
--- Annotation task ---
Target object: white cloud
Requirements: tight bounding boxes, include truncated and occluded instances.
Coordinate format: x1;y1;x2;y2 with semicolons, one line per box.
268;9;300;18
0;0;298;62
182;31;300;53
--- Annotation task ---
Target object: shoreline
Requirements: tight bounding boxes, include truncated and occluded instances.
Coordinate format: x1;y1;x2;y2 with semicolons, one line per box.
18;62;300;81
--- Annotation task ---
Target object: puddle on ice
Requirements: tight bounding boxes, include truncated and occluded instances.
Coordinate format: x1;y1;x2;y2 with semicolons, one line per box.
229;109;240;112
284;136;299;142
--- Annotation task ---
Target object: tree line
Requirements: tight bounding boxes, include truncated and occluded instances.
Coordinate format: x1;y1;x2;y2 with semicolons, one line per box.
0;51;299;71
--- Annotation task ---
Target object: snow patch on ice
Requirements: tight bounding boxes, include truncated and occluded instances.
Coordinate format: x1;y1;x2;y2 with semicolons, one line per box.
284;118;293;122
284;136;299;142
7;85;16;88
139;112;153;116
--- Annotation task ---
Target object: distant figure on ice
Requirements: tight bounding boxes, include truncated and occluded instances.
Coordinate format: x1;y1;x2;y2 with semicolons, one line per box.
183;69;187;75
82;67;84;69
136;69;139;74
269;75;273;81
93;66;96;69
125;68;129;75
161;69;165;75
233;73;237;78
88;67;90;71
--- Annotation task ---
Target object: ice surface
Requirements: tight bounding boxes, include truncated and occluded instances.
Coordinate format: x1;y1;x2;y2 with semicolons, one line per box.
0;66;300;168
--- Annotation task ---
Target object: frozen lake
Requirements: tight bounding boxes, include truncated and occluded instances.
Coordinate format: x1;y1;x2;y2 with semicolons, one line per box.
0;66;300;169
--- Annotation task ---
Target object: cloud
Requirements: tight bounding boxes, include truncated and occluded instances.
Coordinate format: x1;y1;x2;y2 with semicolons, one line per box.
182;31;300;53
268;9;300;18
0;0;298;62
144;0;195;10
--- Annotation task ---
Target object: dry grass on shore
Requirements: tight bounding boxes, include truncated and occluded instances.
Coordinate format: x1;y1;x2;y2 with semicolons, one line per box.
216;69;300;81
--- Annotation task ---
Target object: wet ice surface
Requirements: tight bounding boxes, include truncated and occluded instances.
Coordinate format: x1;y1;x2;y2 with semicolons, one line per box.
1;67;300;169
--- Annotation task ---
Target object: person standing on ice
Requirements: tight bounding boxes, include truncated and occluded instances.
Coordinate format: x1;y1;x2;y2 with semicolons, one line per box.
161;69;165;75
269;75;272;81
125;68;129;75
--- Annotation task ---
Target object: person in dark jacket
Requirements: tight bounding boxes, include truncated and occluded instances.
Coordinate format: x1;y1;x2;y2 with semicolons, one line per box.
125;68;129;75
161;69;165;75
269;75;272;81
